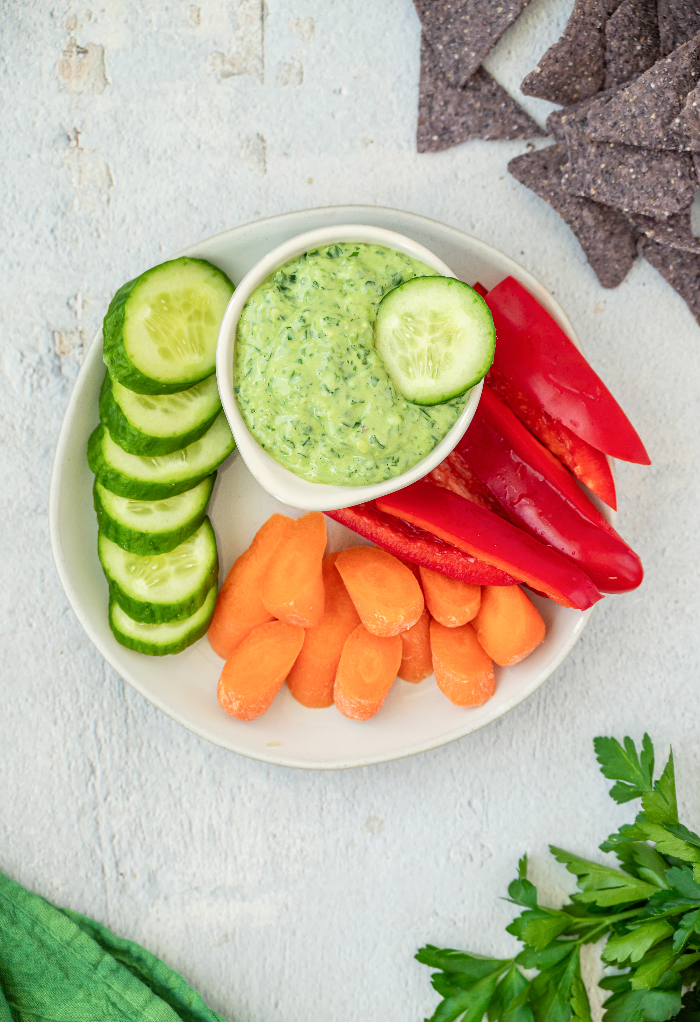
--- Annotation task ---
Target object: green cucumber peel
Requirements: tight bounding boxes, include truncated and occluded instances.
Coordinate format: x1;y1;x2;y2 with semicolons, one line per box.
93;475;215;556
107;564;218;625
98;517;219;624
109;585;216;656
374;276;495;406
87;412;235;501
98;372;221;457
102;257;234;394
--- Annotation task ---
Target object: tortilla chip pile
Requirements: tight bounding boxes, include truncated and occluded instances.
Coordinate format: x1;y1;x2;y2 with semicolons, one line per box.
414;0;546;150
415;0;700;321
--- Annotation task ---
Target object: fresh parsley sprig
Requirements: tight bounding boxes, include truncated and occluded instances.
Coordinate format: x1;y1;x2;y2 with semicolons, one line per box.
417;736;700;1022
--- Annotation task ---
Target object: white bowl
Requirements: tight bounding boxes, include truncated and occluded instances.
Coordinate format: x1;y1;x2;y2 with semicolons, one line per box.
215;224;484;512
50;204;613;770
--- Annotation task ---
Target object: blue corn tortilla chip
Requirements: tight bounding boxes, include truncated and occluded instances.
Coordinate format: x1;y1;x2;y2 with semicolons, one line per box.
562;94;698;216
412;0;533;89
417;33;546;152
605;0;660;88
521;0;623;105
509;144;638;286
585;34;700;149
546;109;569;142
641;237;700;320
657;2;700;55
546;86;623;140
677;82;700;139
627;204;700;252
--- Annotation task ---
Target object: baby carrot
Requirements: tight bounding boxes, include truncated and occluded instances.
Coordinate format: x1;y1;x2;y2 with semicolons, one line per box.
287;556;361;708
398;608;432;683
335;545;424;637
419;566;481;627
473;585;546;666
261;512;327;628
217;620;305;720
334;623;402;720
208;513;294;659
398;556;422;584
430;620;495;707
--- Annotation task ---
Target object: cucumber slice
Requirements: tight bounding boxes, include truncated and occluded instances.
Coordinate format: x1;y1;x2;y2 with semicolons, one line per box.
87;411;235;500
374;276;495;405
109;585;216;656
94;475;216;555
103;257;234;394
99;372;222;456
98;517;219;623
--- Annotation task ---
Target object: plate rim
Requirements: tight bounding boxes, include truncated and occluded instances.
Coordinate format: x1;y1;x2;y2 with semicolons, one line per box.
48;204;610;770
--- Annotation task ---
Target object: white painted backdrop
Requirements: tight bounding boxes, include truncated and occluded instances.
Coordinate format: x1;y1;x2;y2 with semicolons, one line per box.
2;2;700;1020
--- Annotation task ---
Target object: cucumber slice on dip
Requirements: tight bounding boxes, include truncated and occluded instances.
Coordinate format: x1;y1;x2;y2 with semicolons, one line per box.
373;276;495;406
103;257;234;395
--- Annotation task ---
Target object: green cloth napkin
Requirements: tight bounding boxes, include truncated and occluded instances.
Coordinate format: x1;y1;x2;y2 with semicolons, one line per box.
0;870;229;1021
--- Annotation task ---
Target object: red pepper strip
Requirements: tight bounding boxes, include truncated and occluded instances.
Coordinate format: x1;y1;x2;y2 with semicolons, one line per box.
472;281;488;297
488;368;617;510
325;501;517;586
456;386;643;594
377;483;602;610
426;454;507;517
485;276;651;465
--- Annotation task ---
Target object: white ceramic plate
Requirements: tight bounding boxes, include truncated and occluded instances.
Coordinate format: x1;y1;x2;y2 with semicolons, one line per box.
49;205;613;770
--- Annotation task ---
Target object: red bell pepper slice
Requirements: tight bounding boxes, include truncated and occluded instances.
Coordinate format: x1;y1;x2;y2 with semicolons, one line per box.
377;482;603;611
325;502;517;586
485;276;650;465
472;281;488;297
488;368;617;509
425;453;507;518
455;386;644;594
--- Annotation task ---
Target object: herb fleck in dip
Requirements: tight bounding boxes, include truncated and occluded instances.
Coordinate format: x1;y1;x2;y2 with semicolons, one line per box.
234;242;469;485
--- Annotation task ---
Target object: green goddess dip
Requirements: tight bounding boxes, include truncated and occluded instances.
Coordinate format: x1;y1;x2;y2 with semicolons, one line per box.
234;242;469;486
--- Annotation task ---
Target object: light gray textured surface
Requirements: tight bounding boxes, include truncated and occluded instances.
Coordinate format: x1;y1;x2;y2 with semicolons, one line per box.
2;1;700;1019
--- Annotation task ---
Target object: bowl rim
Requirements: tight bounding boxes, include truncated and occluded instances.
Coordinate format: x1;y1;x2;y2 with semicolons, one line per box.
215;223;484;512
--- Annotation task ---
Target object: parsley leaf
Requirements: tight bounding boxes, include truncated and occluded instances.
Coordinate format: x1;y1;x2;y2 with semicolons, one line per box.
488;965;531;1022
550;847;659;906
601;823;648;857
630;845;672;889
602;920;675;964
516;943;575;971
594;735;655;804
506;909;573;951
569;960;593;1022
416;947;511;982
507;856;539;910
604;987;682;1022
529;946;587;1022
636;823;700;865
642;752;679;826
608;842;671;887
672;910;700;954
425;972;502;1022
667;825;700;850
666;868;700;901
630;940;677;989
